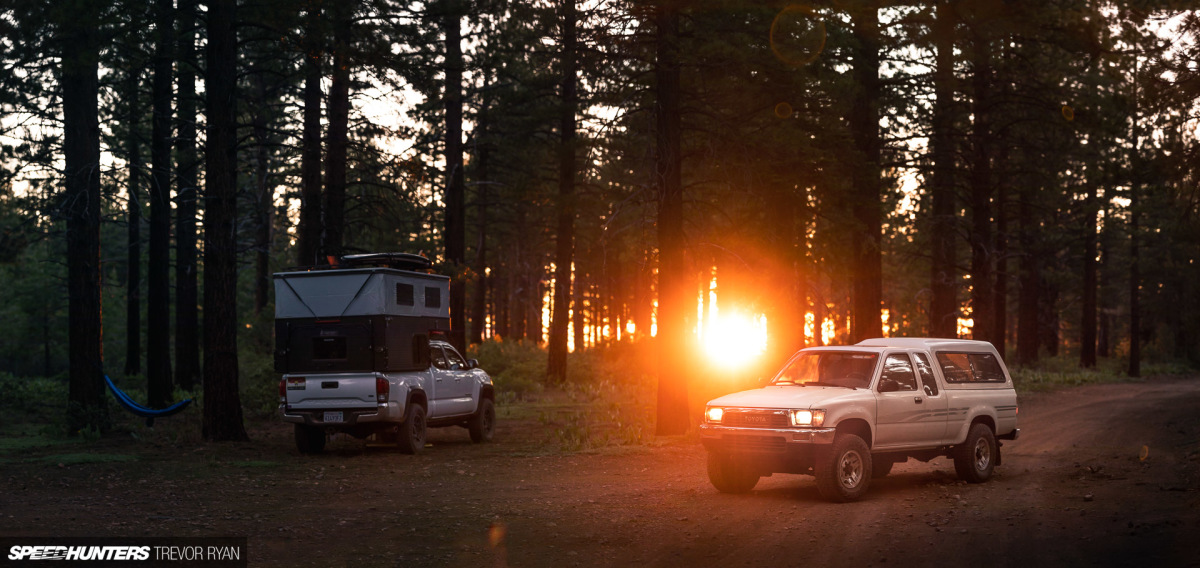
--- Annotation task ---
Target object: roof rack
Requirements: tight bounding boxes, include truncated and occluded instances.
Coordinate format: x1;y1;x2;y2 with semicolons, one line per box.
340;252;432;271
284;252;433;272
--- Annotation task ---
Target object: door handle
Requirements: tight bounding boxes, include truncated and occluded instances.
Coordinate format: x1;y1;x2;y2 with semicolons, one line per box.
914;396;923;403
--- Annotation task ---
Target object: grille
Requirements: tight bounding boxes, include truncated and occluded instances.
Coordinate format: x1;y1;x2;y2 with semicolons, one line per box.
723;410;789;428
721;434;787;453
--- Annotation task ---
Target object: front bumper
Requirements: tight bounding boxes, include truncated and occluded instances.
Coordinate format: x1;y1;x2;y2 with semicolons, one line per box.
699;423;837;451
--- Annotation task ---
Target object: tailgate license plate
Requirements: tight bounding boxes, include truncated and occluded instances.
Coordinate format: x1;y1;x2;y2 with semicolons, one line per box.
323;411;343;423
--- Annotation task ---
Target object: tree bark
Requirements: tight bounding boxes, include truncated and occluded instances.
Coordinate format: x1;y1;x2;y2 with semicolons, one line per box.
547;0;577;382
323;1;350;259
148;0;175;407
654;2;689;436
124;65;142;377
1080;182;1098;367
849;1;882;343
1016;184;1039;366
929;0;958;338
296;2;323;267
251;72;273;315
203;0;248;441
62;0;109;434
968;28;994;344
469;79;492;345
443;0;467;351
174;0;201;391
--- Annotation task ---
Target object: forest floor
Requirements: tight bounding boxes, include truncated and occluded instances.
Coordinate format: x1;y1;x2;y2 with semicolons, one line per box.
2;377;1200;567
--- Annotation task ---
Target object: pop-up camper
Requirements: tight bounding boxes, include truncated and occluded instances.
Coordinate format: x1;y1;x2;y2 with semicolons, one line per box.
275;253;495;454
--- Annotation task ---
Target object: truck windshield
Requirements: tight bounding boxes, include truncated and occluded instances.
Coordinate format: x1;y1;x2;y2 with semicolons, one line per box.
771;352;879;389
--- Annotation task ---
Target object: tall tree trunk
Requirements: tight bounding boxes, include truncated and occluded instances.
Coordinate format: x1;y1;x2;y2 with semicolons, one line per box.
654;2;689;436
203;0;248;441
968;28;994;344
1128;181;1141;377
148;0;175;407
323;1;350;259
547;0;577;382
1080;182;1098;367
443;0;467;351
175;0;201;391
1016;184;1039;365
929;0;958;338
124;66;142;377
62;0;109;434
850;1;882;343
252;73;273;315
469;83;492;345
296;2;323;267
991;173;1009;355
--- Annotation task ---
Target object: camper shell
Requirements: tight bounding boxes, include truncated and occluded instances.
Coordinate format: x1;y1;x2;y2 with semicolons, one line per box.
273;255;450;374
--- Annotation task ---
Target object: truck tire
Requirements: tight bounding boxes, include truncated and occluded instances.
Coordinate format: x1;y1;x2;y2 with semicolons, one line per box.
468;398;496;443
706;452;759;493
295;424;325;454
954;422;996;483
397;403;427;454
815;433;872;502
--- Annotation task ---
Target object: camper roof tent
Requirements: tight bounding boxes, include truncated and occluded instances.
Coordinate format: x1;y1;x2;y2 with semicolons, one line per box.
273;254;449;374
274;268;449;320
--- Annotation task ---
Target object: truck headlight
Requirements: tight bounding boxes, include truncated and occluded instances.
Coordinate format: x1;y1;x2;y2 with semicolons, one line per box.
790;409;826;427
706;406;724;423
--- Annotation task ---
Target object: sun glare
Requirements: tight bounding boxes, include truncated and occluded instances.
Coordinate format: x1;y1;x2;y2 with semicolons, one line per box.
700;309;768;370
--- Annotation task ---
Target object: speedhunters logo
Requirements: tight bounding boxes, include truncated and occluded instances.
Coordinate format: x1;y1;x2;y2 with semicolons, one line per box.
0;538;246;567
8;546;150;561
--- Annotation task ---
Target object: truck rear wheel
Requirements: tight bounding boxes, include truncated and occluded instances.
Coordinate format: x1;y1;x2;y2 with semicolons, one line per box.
397;403;427;454
469;398;495;443
295;424;326;454
815;433;872;502
954;422;996;483
706;452;759;493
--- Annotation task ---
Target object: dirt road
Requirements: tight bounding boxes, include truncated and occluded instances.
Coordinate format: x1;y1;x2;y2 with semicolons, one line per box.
3;378;1199;567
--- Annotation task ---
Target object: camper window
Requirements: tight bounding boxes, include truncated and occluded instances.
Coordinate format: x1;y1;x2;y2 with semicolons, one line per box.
425;286;442;308
396;283;415;306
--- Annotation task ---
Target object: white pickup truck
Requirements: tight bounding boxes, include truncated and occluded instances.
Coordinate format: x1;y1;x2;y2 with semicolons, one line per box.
700;338;1019;501
279;338;495;454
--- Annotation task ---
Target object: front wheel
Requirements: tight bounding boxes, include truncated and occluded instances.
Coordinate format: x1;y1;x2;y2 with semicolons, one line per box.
468;398;496;443
954;423;996;483
706;452;760;493
815;433;872;502
396;404;427;454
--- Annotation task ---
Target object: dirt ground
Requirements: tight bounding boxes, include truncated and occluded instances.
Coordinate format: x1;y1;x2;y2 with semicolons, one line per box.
3;377;1200;567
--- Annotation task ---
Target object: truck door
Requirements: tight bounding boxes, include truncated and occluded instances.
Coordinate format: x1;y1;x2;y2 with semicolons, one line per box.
911;351;950;444
429;345;455;417
440;345;477;415
874;352;932;449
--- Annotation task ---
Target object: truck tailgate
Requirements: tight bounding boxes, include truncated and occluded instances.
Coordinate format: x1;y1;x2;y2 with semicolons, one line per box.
284;373;379;409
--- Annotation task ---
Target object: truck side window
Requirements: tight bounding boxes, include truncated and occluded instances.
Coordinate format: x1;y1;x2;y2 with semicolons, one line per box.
880;354;917;391
431;346;449;370
444;347;467;370
912;352;939;396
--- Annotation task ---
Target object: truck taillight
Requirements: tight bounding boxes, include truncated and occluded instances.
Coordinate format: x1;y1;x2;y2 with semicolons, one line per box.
376;377;389;403
278;379;287;403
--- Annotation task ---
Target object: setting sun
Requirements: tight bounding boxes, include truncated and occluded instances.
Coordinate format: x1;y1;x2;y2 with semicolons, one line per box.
699;309;768;369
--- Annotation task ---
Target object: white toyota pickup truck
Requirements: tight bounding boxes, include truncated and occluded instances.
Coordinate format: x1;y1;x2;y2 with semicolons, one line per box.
700;338;1019;502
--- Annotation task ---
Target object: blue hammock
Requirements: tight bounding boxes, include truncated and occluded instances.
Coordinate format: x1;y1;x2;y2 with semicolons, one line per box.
104;374;193;426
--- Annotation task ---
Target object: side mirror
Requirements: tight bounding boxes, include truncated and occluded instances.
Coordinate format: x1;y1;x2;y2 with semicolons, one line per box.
878;378;899;393
466;358;479;370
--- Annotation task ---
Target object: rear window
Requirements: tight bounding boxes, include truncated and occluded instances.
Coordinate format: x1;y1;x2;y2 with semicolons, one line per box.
935;352;1007;383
